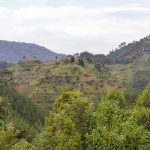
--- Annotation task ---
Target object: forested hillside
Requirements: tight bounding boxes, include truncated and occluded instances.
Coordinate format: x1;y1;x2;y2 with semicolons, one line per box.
0;36;150;149
8;45;150;110
80;36;150;65
107;36;150;64
0;81;150;149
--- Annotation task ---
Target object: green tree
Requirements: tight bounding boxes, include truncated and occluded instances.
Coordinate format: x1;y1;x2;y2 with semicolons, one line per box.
78;59;84;67
0;123;18;150
12;139;36;150
87;89;126;149
120;117;150;150
0;96;18;150
0;96;10;123
133;82;150;130
87;89;150;150
35;91;92;150
70;56;75;63
136;82;150;108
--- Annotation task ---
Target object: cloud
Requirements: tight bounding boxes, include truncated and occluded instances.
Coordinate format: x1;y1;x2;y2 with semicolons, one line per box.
17;0;150;7
0;4;150;54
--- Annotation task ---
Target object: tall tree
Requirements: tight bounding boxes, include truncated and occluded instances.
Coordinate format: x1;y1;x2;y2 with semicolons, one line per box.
0;96;17;150
87;89;126;149
35;91;92;150
87;89;150;150
133;82;150;130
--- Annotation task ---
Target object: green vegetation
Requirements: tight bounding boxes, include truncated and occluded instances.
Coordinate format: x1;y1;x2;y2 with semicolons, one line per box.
1;36;150;149
1;83;150;149
87;88;150;149
9;58;112;113
8;51;150;111
34;91;92;149
0;69;44;140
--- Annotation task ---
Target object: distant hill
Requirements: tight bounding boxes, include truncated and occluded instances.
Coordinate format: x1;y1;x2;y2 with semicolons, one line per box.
0;40;64;63
79;35;150;65
106;36;150;64
0;61;10;69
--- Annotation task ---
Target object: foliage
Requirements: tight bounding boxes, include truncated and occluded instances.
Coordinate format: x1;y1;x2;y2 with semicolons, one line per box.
0;96;18;150
34;91;92;150
87;89;125;149
80;52;93;63
78;59;85;67
133;70;150;90
0;96;10;121
70;56;75;63
0;84;150;149
0;123;18;150
106;36;150;64
12;139;36;150
132;83;150;130
87;88;150;150
1;56;150;149
95;64;110;80
104;88;126;108
0;70;44;128
136;82;150;108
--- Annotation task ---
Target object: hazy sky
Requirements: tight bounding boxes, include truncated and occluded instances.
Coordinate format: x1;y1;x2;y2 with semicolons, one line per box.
0;0;150;54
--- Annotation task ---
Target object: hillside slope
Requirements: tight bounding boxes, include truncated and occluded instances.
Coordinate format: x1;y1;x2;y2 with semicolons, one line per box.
9;58;112;112
0;40;63;63
107;36;150;64
3;35;150;112
9;53;150;112
79;36;150;65
108;53;150;90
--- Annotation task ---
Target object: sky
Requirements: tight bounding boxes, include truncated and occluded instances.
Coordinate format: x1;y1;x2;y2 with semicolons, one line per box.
0;0;150;54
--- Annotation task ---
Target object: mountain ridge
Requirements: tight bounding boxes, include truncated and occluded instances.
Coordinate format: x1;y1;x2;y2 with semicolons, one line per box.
1;35;150;65
79;35;150;65
0;40;64;63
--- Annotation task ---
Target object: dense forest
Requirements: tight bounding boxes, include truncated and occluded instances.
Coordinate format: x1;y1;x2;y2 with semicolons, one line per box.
0;80;150;149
